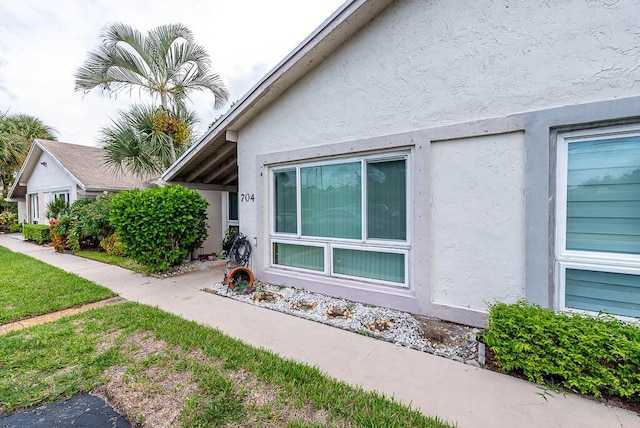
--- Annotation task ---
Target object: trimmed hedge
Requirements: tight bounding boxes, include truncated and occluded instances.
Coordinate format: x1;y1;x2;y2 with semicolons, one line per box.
23;224;51;244
482;301;640;399
110;185;208;272
9;223;23;233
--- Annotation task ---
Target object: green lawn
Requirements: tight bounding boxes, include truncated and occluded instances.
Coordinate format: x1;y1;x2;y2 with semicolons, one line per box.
75;249;146;273
0;303;453;427
0;246;115;324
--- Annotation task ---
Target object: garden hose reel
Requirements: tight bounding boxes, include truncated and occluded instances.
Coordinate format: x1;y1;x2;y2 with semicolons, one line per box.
224;232;255;292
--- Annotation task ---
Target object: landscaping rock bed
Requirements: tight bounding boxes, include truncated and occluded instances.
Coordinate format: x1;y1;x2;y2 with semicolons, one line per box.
204;281;480;365
154;258;227;278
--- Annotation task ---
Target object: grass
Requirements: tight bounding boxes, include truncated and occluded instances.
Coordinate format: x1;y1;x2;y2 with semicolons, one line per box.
0;303;453;427
0;246;115;324
75;249;146;273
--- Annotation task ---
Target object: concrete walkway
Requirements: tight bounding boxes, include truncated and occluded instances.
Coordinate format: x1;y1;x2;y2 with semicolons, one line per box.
1;235;637;428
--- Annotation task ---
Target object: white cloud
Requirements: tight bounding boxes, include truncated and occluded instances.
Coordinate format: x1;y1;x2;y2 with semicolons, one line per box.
0;0;344;145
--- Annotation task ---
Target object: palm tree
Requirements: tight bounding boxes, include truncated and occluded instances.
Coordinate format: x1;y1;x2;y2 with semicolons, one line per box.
0;112;57;208
101;104;196;178
8;114;57;145
75;23;228;171
0;113;21;176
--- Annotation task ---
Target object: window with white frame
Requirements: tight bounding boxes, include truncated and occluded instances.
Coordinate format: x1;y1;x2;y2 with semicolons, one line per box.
30;194;39;224
270;153;409;287
55;192;70;204
556;125;640;318
228;192;239;223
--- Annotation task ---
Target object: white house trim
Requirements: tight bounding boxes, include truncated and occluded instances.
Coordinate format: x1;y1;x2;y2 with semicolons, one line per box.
555;124;640;318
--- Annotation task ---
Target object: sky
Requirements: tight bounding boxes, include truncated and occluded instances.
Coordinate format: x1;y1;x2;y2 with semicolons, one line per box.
0;0;345;145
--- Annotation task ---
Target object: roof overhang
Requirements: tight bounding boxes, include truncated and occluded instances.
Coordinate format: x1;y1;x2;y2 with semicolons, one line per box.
7;139;85;200
7;141;44;200
162;0;393;189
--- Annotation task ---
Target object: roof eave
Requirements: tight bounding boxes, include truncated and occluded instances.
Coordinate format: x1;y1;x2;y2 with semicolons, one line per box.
6;141;42;199
162;0;393;182
83;185;144;192
36;140;87;190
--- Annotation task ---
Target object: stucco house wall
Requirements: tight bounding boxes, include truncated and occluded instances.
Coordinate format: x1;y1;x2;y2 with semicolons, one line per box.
11;139;151;228
430;132;526;312
16;200;27;224
196;190;224;255
239;0;639;151
230;0;640;326
25;151;77;224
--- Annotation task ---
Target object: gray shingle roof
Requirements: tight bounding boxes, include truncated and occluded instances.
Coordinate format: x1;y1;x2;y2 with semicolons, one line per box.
37;139;151;190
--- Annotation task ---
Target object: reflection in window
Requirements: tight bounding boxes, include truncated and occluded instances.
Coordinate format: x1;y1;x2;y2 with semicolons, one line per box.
273;242;324;271
270;154;409;287
567;136;640;255
333;248;405;283
274;170;297;233
301;162;362;239
565;268;640;318
367;160;406;240
55;192;69;203
228;192;239;221
558;129;640;319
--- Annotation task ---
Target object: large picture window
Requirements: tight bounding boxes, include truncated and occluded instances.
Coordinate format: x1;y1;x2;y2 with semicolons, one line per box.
556;126;640;318
301;162;362;239
270;153;409;287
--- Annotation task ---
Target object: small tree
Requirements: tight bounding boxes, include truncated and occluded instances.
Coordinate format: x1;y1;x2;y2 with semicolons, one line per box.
67;194;115;249
75;23;229;175
0;211;17;232
45;198;70;220
110;185;208;271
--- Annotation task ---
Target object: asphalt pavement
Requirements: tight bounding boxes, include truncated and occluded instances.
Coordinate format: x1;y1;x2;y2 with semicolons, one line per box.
0;395;130;428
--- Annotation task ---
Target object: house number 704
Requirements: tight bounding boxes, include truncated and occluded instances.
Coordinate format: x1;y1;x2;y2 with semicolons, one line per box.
240;193;255;202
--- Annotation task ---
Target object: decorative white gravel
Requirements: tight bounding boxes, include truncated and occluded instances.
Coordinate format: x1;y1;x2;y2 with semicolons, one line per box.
154;259;227;278
204;280;480;365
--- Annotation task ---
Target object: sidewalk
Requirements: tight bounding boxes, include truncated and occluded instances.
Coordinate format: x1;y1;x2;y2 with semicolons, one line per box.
1;234;637;428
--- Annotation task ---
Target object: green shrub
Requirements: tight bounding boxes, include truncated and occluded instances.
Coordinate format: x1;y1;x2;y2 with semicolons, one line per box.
100;233;127;257
67;194;115;250
222;227;238;253
482;301;640;399
22;224;51;244
45;198;70;220
0;211;18;232
9;223;23;233
0;198;18;214
110;185;209;272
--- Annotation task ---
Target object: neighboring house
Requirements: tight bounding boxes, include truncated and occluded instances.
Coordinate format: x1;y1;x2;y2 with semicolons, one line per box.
7;139;148;225
162;0;640;326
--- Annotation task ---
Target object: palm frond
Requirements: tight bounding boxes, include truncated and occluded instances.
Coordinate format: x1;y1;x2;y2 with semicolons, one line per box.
0;113;56;196
99;104;199;177
75;35;151;95
76;22;229;111
10;114;57;141
101;105;162;177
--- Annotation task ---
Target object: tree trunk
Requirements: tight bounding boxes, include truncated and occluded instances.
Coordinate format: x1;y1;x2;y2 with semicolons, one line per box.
160;92;177;164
